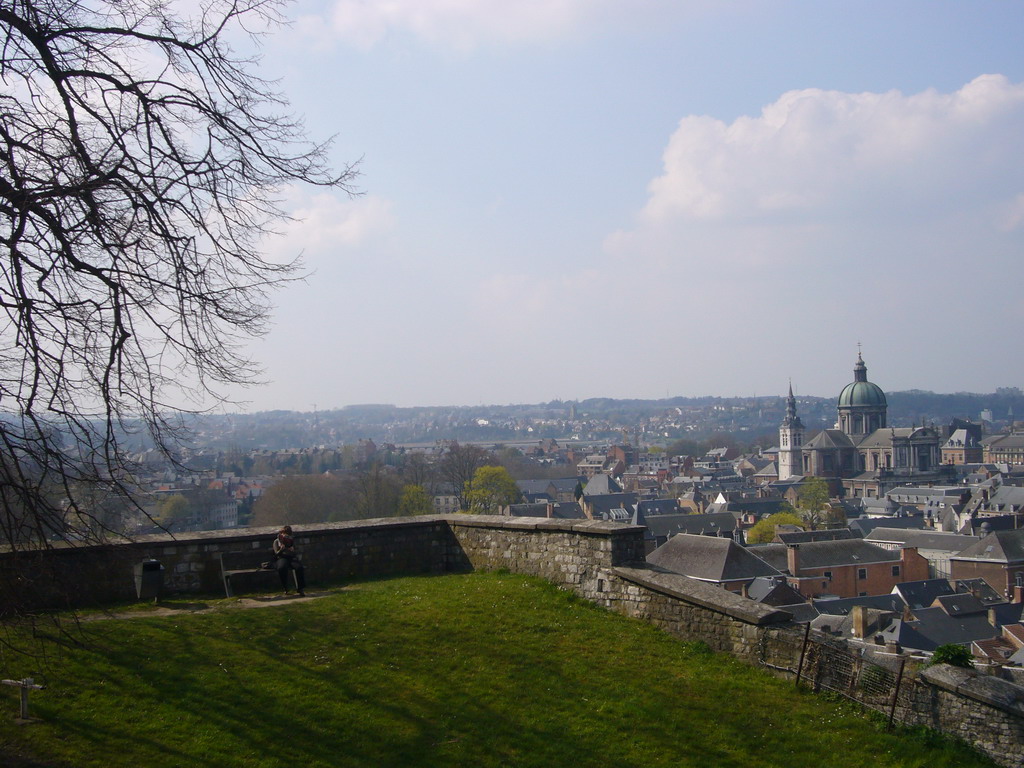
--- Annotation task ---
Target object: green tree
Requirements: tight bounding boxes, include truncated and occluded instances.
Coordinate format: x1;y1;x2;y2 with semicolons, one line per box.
796;477;831;530
745;510;805;545
929;644;973;668
466;466;521;514
398;485;434;516
154;495;190;526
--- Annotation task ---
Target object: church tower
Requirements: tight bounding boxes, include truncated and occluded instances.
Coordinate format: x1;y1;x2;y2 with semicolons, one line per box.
778;382;804;480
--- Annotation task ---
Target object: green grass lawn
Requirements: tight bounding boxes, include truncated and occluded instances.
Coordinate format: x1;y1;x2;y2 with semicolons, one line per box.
0;572;998;768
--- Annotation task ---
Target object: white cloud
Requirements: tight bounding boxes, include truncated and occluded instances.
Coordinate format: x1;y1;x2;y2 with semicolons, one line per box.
301;0;624;50
594;75;1024;398
266;190;395;257
640;75;1024;225
1002;193;1024;232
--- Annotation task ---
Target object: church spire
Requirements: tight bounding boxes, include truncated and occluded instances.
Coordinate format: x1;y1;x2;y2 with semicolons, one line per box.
854;348;868;382
779;380;804;480
782;380;803;429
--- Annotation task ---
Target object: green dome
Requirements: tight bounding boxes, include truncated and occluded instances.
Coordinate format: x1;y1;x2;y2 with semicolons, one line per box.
838;352;886;408
838;380;887;408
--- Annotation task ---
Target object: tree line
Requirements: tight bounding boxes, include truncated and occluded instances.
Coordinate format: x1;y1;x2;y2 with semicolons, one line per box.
250;443;525;526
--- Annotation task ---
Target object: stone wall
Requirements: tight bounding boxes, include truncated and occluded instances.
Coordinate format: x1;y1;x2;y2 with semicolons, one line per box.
4;514;1023;767
2;517;459;610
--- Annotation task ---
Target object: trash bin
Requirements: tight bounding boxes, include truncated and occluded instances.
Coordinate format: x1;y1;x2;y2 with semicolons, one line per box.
134;559;164;602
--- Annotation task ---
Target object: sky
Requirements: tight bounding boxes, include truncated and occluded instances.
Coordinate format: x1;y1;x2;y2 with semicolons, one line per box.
222;0;1024;411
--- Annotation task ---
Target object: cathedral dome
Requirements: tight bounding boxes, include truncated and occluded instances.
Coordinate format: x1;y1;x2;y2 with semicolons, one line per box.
838;352;887;409
838;380;887;408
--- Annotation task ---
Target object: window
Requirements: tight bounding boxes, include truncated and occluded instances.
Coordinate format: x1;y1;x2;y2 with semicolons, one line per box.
823;571;832;580
859;591;868;597
891;565;900;577
858;568;867;580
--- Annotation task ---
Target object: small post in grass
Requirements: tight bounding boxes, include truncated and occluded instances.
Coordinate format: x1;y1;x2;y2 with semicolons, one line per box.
2;677;45;723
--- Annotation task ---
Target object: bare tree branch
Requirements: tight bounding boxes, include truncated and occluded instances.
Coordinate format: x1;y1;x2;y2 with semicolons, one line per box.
0;0;356;604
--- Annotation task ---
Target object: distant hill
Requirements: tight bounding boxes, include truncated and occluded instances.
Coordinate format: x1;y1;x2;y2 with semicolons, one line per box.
151;389;1024;453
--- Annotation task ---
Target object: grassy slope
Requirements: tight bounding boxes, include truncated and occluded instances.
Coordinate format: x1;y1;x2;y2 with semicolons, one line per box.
0;573;998;768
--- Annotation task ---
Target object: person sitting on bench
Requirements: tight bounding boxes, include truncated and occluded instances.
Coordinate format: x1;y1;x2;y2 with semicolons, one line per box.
272;525;306;596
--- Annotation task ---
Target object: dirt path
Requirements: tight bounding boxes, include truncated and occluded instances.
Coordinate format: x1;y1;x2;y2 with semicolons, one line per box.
81;589;345;622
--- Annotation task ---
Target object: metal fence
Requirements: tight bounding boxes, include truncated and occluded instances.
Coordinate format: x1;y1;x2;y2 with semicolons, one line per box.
792;625;907;727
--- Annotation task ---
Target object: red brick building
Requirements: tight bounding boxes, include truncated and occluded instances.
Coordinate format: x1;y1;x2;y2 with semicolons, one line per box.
750;539;930;600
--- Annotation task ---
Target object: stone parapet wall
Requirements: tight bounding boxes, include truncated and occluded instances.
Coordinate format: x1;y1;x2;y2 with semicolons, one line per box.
899;666;1024;765
2;516;459;610
4;514;1023;766
447;516;646;592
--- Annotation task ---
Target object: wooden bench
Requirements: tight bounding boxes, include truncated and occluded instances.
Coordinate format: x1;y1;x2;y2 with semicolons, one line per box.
219;551;298;597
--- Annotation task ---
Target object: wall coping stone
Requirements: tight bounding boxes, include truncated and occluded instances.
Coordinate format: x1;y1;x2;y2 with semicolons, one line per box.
613;565;795;626
445;514;646;537
0;516;453;555
921;665;1024;714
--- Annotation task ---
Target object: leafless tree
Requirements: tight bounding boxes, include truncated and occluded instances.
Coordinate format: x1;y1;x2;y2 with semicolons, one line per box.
438;442;493;511
0;0;356;609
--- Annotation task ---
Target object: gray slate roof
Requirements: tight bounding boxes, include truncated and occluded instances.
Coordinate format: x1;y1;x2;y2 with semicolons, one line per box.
864;529;980;554
848;516;925;537
642;512;736;540
636;499;681;517
751;539;900;573
582;474;622;496
777;529;857;545
881;602;1024;651
892;579;955;610
746;576;807;606
647;534;782;583
804;429;856;450
813;593;906;616
952;529;1024;565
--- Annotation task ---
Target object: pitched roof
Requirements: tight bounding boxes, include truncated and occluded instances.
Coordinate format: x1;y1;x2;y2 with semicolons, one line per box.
849;516;925;537
582;473;622;496
642;512;737;539
881;602;1024;651
804;429;856;450
516;479;554;495
647;534;781;583
586;493;638;517
953;578;1007;606
636;499;681;517
864;529;979;554
892;579;955;610
745;576;806;606
751;539;900;572
778;529;857;545
952;529;1024;565
813;593;906;616
932;593;987;617
547;477;583;493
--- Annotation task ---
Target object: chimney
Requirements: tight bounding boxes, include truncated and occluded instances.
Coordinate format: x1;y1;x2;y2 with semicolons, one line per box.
900;546;919;575
989;608;999;628
786;544;800;575
546;502;554;519
852;605;869;639
740;582;750;599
